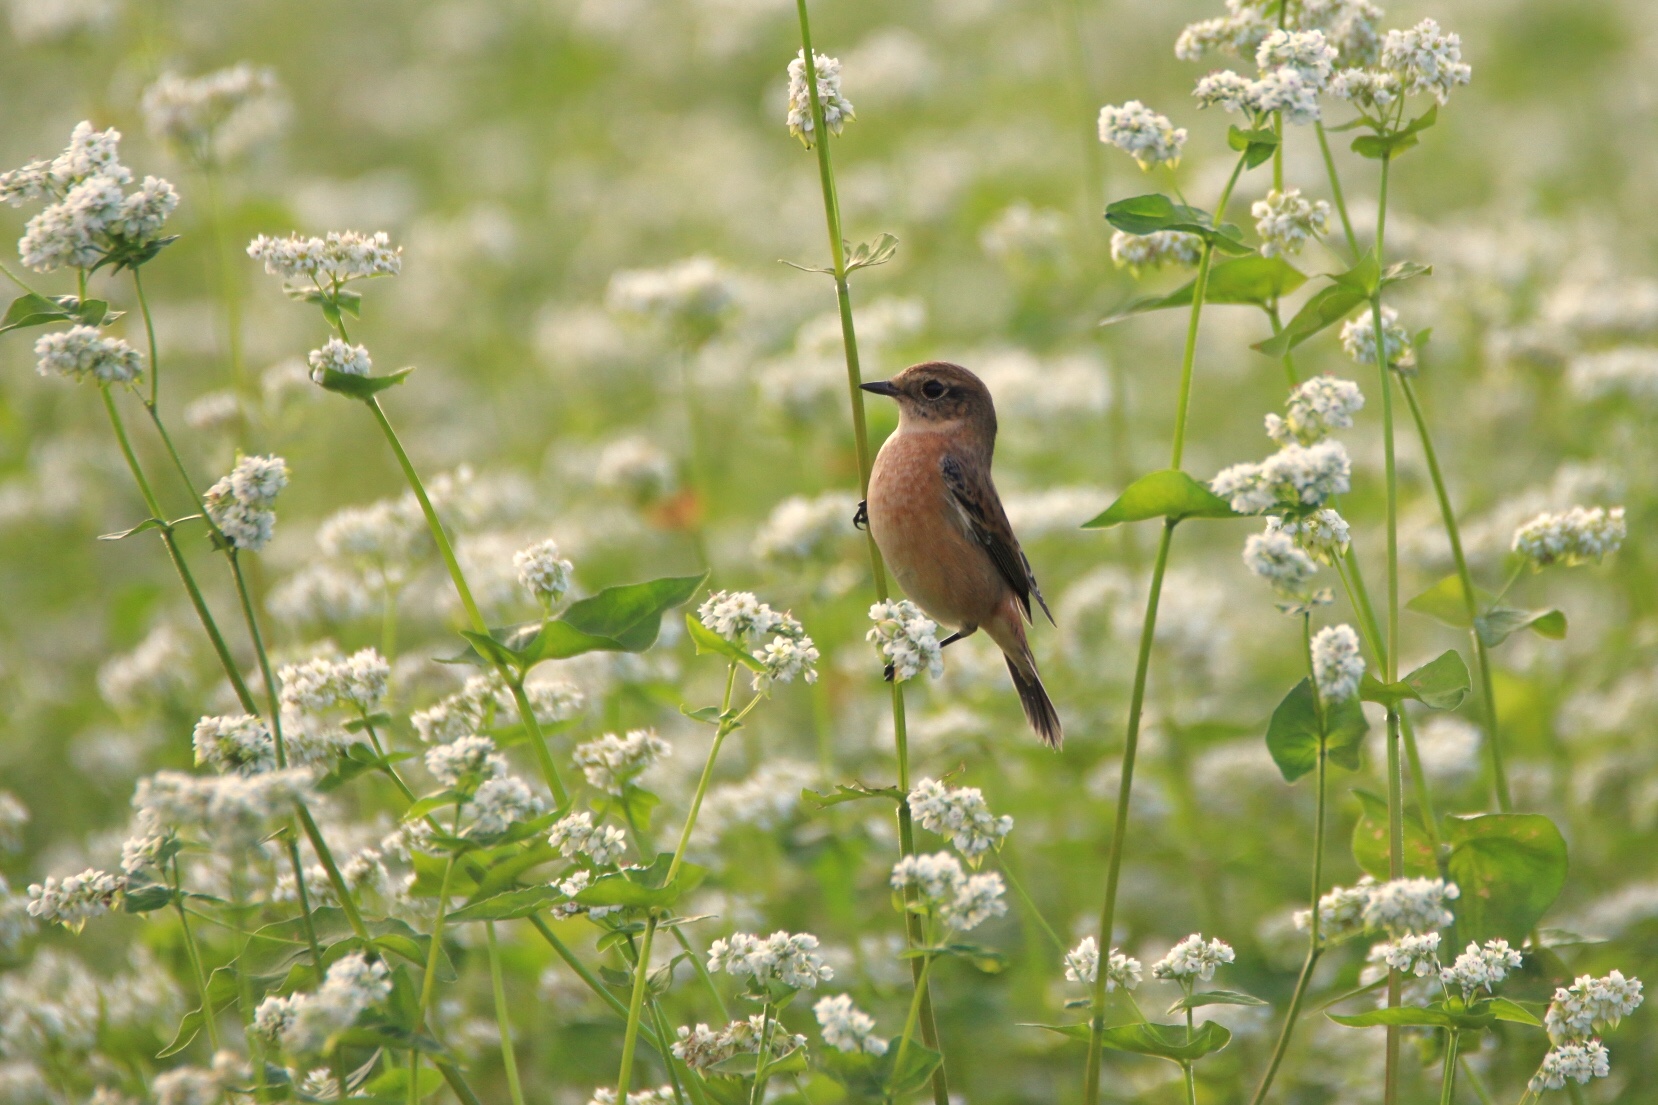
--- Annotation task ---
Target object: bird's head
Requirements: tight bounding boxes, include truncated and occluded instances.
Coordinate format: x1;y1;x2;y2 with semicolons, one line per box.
860;361;997;443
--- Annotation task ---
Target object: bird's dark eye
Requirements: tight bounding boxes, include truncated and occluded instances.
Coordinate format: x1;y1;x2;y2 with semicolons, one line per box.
921;380;947;400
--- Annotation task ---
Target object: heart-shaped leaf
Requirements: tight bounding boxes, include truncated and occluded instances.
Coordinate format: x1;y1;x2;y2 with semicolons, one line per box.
1100;1020;1233;1063
1406;574;1487;629
1360;649;1469;710
1350;788;1438;879
446;885;566;923
1444;813;1568;945
685;614;765;672
1082;470;1237;528
1227;124;1281;168
575;853;707;909
1475;606;1566;648
1102;256;1307;324
1104;194;1254;255
1265;678;1370;782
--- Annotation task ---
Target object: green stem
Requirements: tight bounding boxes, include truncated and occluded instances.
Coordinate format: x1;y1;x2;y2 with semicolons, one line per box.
1439;1030;1461;1105
529;914;634;1022
1397;376;1510;812
203;165;246;390
283;835;327;980
1170;155;1247;470
171;860;222;1053
1315;121;1360;259
671;925;730;1022
485;923;528;1105
133;267;161;409
1461;1056;1495;1105
296;803;370;940
748;1003;774;1105
1000;856;1064;951
410;851;458;1105
615;917;659;1103
890;952;935;1080
1267;303;1298;389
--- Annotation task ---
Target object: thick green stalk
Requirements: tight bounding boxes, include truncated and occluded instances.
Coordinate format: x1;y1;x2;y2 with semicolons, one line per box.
1439;1030;1461;1105
615;919;659;1103
1398;377;1510;811
485;923;528;1105
748;1004;775;1105
793;4;945;1099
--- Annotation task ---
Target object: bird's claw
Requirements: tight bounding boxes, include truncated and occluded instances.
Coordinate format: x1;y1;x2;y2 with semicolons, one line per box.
882;662;895;682
853;500;869;531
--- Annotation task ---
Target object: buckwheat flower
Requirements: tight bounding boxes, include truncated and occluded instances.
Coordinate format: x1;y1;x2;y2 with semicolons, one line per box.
192;714;276;775
907;777;1013;862
19;179;118;270
814;994;887;1055
1175;12;1271;62
786;50;855;147
698;590;803;646
1244;529;1318;593
605;257;734;327
753;492;858;564
524;678;586;725
151;1067;218;1105
1376;931;1441;977
33;326;143;384
51;121;130;188
335;649;390;710
425;735;506;787
1529;1041;1611;1092
1097;101;1187;170
1311;624;1364;701
470;775;543;836
573;729;671;794
1546;972;1644;1043
227;453;288;506
1309;0;1385;66
1264;440;1353;507
1379;19;1471;104
1063;936;1143;991
246;230;401;284
262;952;391;1054
549;812;627;865
307;338;371;380
1252;188;1331;258
1268;509;1351;564
1441;939;1522;999
1512;507;1626;569
587;1087;678;1105
1267;374;1364;446
943;872;1007;931
1330;67;1402;109
1340;305;1413;369
1210;461;1276;515
1257;29;1339;88
1194;69;1256;113
890;851;966;903
1294;879;1373;940
108;175;180;242
0;792;27;853
26;869;125;929
203;455;287;552
514;538;573;610
670;1017;796;1071
142;64;286;164
1152;934;1235;983
707;931;833;989
754;635;820;692
1249;66;1322;125
1362;876;1458;935
1110;229;1203;275
867;600;944;682
299;1071;340;1101
411;675;500;745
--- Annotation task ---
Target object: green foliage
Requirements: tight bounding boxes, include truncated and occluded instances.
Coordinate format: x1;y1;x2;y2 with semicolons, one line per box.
1265;677;1369;783
1359;649;1470;710
1444;813;1569;944
1102;256;1307;324
452;573;707;671
1104;194;1254;255
1082;470;1237;528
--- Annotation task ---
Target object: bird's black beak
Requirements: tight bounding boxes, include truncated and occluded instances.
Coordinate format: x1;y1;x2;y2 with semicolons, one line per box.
860;379;901;397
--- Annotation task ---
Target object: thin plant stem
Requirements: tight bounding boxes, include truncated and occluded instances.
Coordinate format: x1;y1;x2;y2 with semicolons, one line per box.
1315;121;1359;258
410;850;458;1105
202;165;246;390
748;1003;775;1105
485;922;528;1105
615;918;659;1103
1439;1030;1461;1105
283;835;327;979
1461;1056;1495;1105
1170;155;1248;469
1398;375;1510;811
890;952;936;1079
671;925;731;1021
1183;1005;1198;1105
793;4;946;1099
1000;855;1064;951
170;859;222;1053
133;267;161;408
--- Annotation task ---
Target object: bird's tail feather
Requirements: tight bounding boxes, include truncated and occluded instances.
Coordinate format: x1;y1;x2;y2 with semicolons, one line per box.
1004;652;1062;748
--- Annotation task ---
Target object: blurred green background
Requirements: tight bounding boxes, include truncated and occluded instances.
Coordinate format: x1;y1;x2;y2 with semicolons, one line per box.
1;0;1656;1101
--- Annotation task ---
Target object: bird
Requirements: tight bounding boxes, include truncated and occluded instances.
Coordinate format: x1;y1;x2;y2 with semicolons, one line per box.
857;360;1062;747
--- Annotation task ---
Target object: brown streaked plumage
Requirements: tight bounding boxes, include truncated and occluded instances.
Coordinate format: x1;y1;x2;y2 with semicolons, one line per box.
860;361;1062;747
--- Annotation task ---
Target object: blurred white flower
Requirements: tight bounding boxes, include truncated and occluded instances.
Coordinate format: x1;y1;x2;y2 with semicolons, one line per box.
1063;936;1142;991
1512;506;1626;569
787;50;855;147
1151;933;1235;983
1097;101;1186;170
1253;189;1331;258
813;994;887;1055
247;230;401;284
204;454;288;551
308;338;372;379
907;777;1012;862
752;492;857;564
514;538;574;609
1311;624;1364;701
1243;528;1318;594
573;729;670;794
33;326;143;385
142;64;287;164
867;599;944;682
1379;19;1470;105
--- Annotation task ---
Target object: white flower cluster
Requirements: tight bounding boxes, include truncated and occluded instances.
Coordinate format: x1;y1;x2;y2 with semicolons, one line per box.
548;811;627;866
1545;971;1644;1043
1373;931;1440;977
787;50;855;147
246;230;401;285
1530;1041;1611;1093
410;672;581;744
907;777;1013;862
425;734;507;787
133;768;314;847
514;538;574;609
1193;28;1338;125
1242;529;1317;595
254;952;390;1054
1097;101;1187;170
698;590;819;692
1269;375;1365;446
698;760;817;840
1339;305;1414;370
1109;229;1203;276
672;1014;806;1070
707;930;834;990
1213;440;1352;516
752;492;857;564
25;868;125;929
1440;939;1522;999
470;775;544;836
204;454;288;552
1252;188;1331;258
33;325;144;385
1330;18;1469;112
1151;933;1235;983
1295;875;1459;940
889;852;1007;932
595;436;678;502
586;1088;676;1105
605;257;733;326
1;122;179;272
1311;624;1365;701
573;729;671;794
192;714;275;775
279;649;390;714
1062;936;1142;992
813;994;888;1055
1512;506;1626;569
307;338;372;380
867;600;945;682
142;64;285;163
1176;0;1382;69
1266;510;1351;565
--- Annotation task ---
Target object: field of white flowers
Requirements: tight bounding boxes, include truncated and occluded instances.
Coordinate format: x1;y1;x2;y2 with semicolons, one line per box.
1;0;1655;1103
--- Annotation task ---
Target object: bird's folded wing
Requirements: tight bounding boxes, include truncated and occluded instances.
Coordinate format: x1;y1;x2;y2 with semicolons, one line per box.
940;453;1054;626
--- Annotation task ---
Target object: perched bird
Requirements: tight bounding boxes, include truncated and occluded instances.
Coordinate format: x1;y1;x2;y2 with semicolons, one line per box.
859;361;1062;746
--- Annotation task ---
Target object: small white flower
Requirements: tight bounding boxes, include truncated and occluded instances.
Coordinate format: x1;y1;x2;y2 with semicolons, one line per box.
514;538;574;609
1545;971;1644;1043
142;64;286;163
1243;528;1319;594
1529;1041;1611;1092
1248;66;1322;125
246;230;401;284
707;931;833;989
907;778;1013;862
1379;19;1470;105
192;714;276;775
1294;880;1372;941
1311;624;1364;701
753;492;858;564
1252;189;1331;258
813;993;887;1055
573;730;670;794
33;326;143;384
1151;933;1235;983
1210;461;1276;515
867;600;944;682
1063;936;1142;992
1267;509;1351;565
1266;374;1365;446
1362;876;1459;935
787;50;855;147
1330;67;1403;109
307;338;372;380
1193;69;1256;113
1256;29;1338;88
754;634;820;693
1110;229;1202;275
424;735;506;787
1097;101;1187;170
595;435;678;502
548;812;628;865
606;257;734;327
1340;305;1414;369
1374;931;1441;977
1512;507;1626;569
204;455;287;552
470;775;544;836
25;869;125;929
1440;939;1522;999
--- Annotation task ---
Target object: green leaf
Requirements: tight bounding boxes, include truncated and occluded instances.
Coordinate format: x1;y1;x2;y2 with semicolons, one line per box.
941;942;1008;974
1265;678;1370;782
685;614;765;672
801;783;903;809
121;882;176;913
1360;649;1469;710
1381;260;1433;287
1101;256;1307;324
446;885;565;922
1169;989;1270;1014
1351;788;1438;878
883;1043;942;1097
1228;124;1280;168
576;853;707;909
1444;813;1569;945
363;1067;445;1101
158;966;240;1057
561;574;707;651
315;366;415;398
1406;574;1487;629
680;704;725;725
1100;1021;1232;1063
1082;469;1237;528
1253;283;1368;356
1489;997;1544;1027
1475;606;1567;648
1329;1005;1457;1028
1350;105;1439;160
0;292;72;332
844;232;899;273
1104;194;1253;255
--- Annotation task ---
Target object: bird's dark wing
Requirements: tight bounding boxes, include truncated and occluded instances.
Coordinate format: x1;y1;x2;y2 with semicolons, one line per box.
940;452;1054;626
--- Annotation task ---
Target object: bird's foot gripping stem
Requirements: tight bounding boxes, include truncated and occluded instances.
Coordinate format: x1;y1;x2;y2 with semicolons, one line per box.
853;500;869;531
882;662;895;682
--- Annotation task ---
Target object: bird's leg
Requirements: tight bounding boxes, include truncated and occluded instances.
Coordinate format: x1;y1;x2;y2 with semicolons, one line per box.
883;662;895;682
852;500;869;531
938;624;977;649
